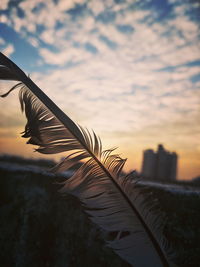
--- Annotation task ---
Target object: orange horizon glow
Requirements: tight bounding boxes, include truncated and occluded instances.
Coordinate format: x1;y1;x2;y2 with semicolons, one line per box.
0;133;199;181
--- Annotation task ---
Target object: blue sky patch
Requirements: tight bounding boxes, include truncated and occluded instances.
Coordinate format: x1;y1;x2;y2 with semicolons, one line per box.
116;24;134;34
96;10;116;24
67;3;88;19
190;74;200;83
84;42;98;54
99;35;118;49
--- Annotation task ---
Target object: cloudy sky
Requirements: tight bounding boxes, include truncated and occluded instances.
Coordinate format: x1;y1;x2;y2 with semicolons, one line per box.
0;0;199;180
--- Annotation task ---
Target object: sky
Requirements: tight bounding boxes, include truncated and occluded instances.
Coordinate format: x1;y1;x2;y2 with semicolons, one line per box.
0;0;199;180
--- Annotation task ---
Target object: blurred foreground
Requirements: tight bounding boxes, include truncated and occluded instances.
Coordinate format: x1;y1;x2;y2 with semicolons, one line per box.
0;155;200;267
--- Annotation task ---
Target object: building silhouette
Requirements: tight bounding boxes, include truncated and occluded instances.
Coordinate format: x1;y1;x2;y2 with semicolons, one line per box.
141;144;177;181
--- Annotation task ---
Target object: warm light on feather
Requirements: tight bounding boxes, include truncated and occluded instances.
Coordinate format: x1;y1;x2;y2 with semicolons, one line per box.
0;52;176;267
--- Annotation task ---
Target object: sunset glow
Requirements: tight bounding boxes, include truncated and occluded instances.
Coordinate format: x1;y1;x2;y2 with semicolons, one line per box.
0;0;199;180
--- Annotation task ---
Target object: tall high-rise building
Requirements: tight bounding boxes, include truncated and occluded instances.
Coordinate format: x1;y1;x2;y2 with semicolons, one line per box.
141;149;156;179
141;144;177;181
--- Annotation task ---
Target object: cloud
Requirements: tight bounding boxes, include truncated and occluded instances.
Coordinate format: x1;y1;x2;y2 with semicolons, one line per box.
57;0;85;12
28;37;40;48
38;44;96;65
0;0;199;179
88;1;105;16
0;38;5;45
39;30;55;45
168;15;199;42
1;43;15;57
0;0;9;10
0;35;15;59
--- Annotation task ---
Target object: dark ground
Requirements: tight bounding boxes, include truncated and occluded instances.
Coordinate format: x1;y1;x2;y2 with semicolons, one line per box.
0;155;200;267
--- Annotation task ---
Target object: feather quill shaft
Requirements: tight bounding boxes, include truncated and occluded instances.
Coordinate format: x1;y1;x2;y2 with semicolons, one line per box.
0;52;174;267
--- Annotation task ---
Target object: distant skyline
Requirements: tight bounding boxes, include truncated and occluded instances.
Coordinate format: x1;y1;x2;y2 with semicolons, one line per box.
0;0;200;180
141;144;177;181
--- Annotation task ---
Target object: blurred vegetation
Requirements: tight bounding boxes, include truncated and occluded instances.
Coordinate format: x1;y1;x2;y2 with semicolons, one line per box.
0;155;200;266
0;154;56;168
